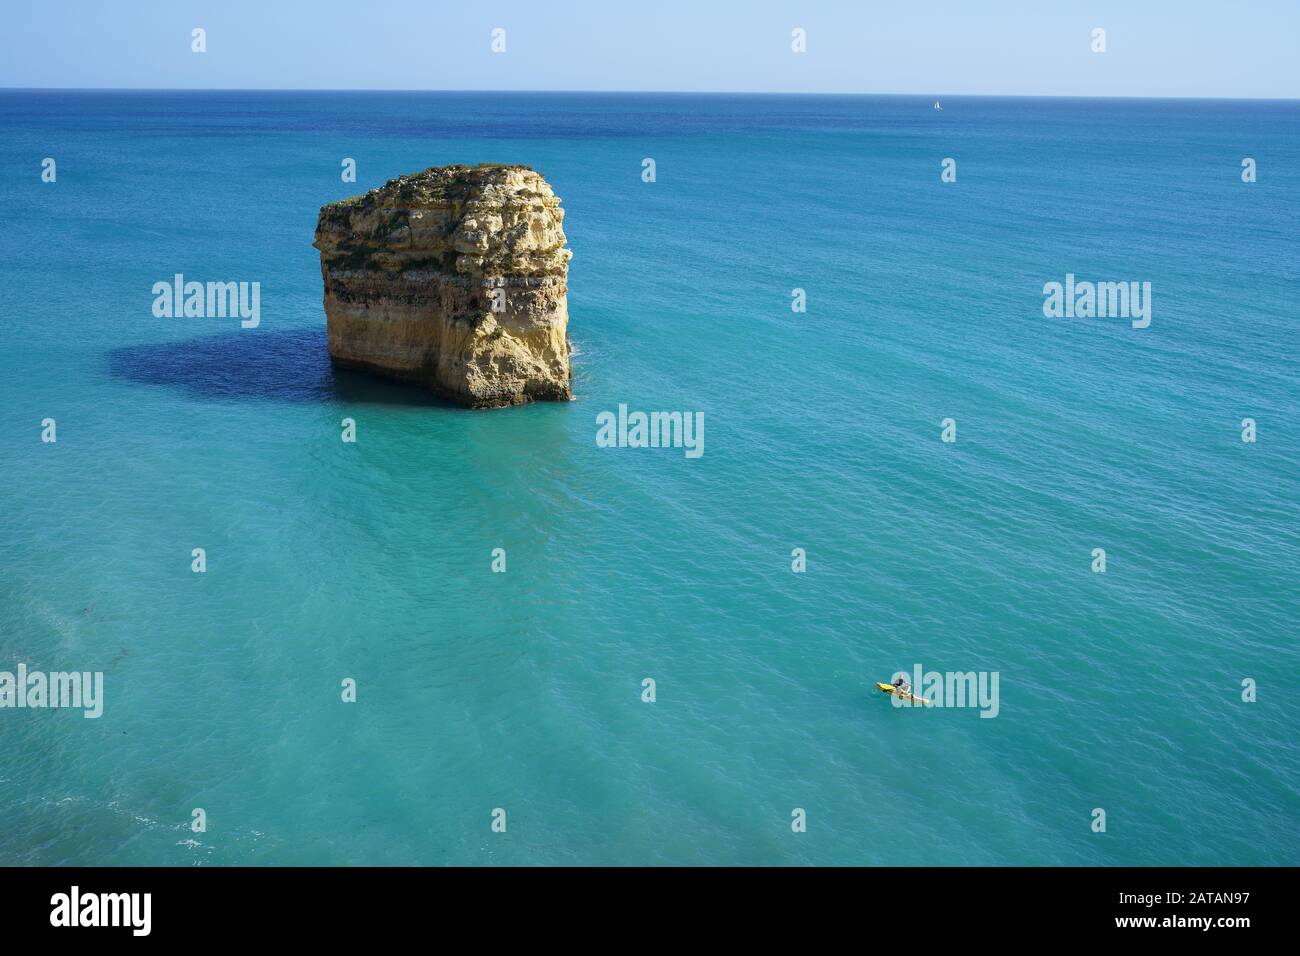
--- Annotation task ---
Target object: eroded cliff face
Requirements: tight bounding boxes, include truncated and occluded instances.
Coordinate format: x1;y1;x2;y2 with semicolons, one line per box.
314;164;573;408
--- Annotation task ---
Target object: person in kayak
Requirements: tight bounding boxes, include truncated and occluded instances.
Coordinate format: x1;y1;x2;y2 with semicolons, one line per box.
892;674;912;696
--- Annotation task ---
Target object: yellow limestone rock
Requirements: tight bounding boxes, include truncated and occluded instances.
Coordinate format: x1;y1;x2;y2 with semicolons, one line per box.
314;164;573;408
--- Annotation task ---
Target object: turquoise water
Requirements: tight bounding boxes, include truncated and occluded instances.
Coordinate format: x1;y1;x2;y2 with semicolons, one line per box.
1;91;1297;865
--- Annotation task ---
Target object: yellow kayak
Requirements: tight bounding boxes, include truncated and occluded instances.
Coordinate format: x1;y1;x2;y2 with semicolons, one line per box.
876;682;927;706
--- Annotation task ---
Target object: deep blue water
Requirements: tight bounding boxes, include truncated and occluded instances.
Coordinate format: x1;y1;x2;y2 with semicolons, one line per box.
1;91;1297;865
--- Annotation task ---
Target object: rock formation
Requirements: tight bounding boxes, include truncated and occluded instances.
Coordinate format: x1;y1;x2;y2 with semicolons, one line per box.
314;164;573;408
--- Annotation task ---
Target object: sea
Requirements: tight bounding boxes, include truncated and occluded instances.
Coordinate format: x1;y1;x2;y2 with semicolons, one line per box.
0;90;1297;865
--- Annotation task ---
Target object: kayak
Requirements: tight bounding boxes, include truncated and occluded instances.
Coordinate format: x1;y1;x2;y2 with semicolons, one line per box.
876;681;928;705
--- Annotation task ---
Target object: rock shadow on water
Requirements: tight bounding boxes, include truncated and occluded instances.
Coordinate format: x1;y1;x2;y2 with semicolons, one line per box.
107;327;457;408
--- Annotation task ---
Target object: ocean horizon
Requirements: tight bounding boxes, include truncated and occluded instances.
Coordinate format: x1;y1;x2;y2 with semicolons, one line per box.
1;88;1297;866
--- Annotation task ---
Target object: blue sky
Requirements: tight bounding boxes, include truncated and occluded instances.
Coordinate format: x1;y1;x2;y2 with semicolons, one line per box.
2;0;1296;98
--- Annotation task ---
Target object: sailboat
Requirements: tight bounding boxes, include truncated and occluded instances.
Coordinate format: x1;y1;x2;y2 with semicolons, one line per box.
934;99;942;111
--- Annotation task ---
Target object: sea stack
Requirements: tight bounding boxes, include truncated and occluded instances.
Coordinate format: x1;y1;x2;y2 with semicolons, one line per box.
313;164;573;408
